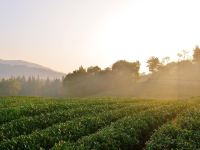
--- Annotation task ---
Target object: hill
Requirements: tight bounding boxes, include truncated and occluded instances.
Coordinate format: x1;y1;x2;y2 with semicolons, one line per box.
0;59;65;79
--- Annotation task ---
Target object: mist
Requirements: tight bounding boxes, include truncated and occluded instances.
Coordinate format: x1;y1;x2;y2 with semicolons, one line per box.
1;46;200;98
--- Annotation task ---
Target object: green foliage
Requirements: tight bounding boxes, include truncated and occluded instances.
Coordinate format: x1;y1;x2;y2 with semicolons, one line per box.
0;103;123;141
145;124;200;150
176;106;200;131
0;97;199;150
54;104;185;150
145;105;200;150
0;102;80;124
0;104;151;150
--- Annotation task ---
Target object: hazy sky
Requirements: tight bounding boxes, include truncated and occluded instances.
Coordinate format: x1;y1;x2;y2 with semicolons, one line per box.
1;0;200;73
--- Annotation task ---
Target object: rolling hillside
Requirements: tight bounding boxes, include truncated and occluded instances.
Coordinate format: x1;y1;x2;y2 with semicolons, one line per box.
0;59;65;79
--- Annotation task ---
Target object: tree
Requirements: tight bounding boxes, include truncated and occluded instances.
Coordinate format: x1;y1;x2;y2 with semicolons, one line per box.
64;66;87;80
177;52;183;62
63;60;141;97
75;66;87;75
161;56;170;65
0;79;21;95
193;45;200;62
112;60;140;75
87;66;101;73
177;50;189;61
147;57;161;73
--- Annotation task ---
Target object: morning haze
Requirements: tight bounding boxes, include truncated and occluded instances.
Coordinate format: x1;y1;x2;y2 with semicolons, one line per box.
1;1;200;149
1;0;200;98
1;0;200;74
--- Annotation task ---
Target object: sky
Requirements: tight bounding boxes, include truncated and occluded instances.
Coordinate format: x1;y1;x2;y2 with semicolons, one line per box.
0;0;200;73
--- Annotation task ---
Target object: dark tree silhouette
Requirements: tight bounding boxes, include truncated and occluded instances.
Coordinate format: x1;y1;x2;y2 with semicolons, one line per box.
63;60;140;97
87;66;101;73
112;60;140;75
65;66;87;80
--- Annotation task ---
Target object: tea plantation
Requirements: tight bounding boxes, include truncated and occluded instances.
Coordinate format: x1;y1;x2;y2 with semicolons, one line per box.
0;96;199;150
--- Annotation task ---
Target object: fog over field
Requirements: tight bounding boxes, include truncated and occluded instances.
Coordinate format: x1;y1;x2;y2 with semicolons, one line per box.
1;0;200;98
1;1;200;149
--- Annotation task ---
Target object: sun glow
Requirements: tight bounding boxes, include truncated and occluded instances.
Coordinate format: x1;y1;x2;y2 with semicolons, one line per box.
1;0;200;73
88;0;200;72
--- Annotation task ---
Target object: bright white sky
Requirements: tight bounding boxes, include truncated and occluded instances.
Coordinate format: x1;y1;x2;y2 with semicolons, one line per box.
0;0;200;73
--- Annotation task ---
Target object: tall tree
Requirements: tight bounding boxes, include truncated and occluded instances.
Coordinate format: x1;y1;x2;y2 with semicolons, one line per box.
87;66;101;74
193;45;200;62
112;60;140;75
147;57;161;73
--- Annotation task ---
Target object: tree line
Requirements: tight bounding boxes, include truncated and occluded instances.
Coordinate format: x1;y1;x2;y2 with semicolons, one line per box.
63;46;200;96
0;46;200;97
63;60;140;96
0;77;63;96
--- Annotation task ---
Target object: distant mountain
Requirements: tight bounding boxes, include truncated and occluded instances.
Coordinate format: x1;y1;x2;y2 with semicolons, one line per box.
0;59;65;79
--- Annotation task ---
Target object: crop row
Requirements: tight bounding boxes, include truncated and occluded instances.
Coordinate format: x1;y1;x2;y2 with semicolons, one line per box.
0;103;127;141
0;103;76;124
0;103;154;150
145;105;200;150
0;97;59;108
0;100;114;125
52;104;186;150
0;97;121;109
0;97;158;125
